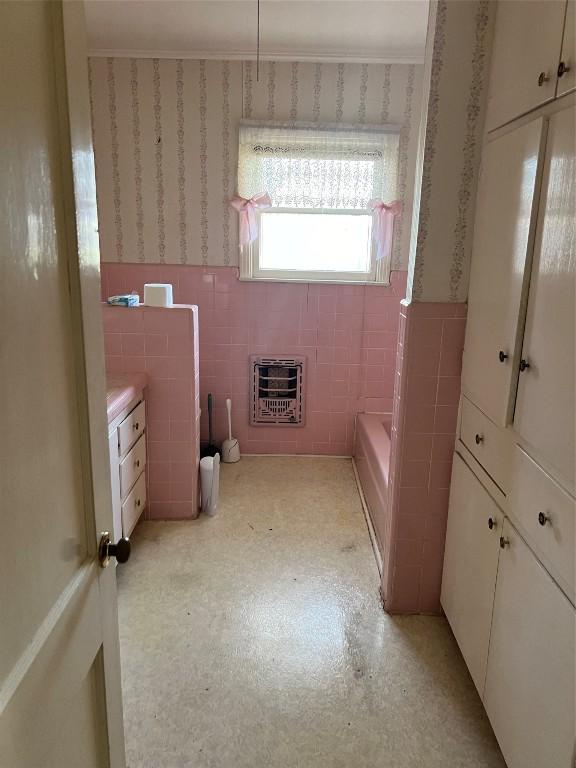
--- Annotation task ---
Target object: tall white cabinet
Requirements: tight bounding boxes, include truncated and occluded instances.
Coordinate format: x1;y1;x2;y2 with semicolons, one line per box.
442;6;576;767
513;106;576;489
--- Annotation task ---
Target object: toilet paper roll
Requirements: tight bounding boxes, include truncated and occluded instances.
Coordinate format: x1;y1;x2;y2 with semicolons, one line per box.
144;283;173;307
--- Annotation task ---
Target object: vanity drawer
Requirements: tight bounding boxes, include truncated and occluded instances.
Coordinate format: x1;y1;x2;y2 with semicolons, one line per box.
120;433;146;500
509;446;575;602
460;397;509;492
121;471;146;538
118;400;146;457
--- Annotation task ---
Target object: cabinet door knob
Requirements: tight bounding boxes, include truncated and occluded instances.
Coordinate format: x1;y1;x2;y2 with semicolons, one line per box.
499;536;510;550
133;421;140;430
538;71;550;86
488;517;497;530
558;61;570;77
498;350;508;363
475;433;484;445
538;511;550;527
134;459;140;469
519;358;530;372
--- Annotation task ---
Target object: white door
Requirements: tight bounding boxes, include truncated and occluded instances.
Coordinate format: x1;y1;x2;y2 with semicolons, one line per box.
460;119;546;426
0;2;125;766
513;105;576;493
557;0;575;97
441;454;503;695
484;520;575;768
485;0;565;131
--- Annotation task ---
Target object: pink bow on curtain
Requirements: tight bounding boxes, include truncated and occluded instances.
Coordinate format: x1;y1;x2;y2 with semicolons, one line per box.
369;199;402;262
230;192;272;246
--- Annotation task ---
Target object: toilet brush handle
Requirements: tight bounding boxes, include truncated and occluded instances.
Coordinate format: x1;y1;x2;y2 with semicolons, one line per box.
226;398;232;441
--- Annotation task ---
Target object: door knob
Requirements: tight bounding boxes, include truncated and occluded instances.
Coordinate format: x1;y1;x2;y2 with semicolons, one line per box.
499;536;510;549
475;433;484;445
558;61;570;77
538;511;550;527
498;350;508;363
488;517;497;530
99;532;131;567
519;358;530;372
537;71;550;86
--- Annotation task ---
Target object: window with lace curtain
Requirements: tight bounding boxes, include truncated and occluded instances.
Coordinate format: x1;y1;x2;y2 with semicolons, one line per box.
235;121;401;284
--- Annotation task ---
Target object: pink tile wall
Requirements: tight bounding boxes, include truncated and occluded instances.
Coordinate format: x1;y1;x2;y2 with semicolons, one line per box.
101;264;407;456
103;304;200;520
383;300;467;614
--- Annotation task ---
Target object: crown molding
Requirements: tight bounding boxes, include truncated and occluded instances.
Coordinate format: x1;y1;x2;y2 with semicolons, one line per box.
87;48;425;65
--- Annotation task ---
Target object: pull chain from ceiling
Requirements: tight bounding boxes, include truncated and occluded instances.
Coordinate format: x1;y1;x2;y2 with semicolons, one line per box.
256;0;260;82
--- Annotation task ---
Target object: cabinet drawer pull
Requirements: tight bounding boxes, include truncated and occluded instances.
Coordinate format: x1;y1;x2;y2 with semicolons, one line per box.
488;517;497;530
538;511;550;527
557;61;570;77
498;350;508;363
499;536;510;549
537;71;550;86
475;433;484;445
519;358;530;372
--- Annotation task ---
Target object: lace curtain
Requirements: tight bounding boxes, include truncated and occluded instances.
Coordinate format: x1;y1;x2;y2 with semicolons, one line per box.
238;121;400;210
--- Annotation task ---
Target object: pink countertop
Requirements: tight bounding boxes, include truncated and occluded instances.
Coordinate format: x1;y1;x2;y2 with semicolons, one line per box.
106;372;148;424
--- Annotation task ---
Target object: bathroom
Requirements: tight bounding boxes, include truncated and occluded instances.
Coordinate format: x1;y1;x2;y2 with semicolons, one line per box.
2;1;574;767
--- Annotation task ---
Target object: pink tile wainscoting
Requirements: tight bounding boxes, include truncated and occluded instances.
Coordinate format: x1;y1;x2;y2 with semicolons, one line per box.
383;300;467;614
101;264;407;456
103;304;200;520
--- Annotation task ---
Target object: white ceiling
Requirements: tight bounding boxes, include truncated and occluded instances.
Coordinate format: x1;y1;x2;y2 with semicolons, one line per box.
85;0;429;63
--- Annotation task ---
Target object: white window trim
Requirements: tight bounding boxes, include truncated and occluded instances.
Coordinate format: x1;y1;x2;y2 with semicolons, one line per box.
239;209;392;285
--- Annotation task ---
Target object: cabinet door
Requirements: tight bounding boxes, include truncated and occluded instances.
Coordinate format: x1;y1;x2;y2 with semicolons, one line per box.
513;105;575;493
461;119;546;426
484;520;575;768
557;0;575;96
441;453;503;695
485;0;566;131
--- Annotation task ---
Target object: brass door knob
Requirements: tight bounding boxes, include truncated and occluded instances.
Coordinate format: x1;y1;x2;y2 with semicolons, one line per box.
99;532;131;567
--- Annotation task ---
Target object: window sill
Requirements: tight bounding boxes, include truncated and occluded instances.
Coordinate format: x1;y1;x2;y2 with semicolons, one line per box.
238;276;391;286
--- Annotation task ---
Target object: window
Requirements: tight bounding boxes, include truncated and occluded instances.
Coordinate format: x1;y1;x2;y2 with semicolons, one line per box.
237;122;400;284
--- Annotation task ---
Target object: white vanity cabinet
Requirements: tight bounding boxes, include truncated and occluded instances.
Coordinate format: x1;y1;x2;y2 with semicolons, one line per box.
485;0;574;132
108;396;147;541
483;520;575;768
512;105;576;493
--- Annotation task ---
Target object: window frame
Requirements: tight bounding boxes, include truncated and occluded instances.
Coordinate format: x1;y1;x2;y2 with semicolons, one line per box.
240;208;391;285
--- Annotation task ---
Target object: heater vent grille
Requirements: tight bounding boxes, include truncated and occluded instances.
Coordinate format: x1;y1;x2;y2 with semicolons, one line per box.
251;356;306;426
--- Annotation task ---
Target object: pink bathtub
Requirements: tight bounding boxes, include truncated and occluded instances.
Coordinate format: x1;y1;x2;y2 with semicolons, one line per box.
353;413;392;566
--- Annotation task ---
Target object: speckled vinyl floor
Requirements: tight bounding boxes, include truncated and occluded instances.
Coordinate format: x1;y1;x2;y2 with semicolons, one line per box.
117;457;505;768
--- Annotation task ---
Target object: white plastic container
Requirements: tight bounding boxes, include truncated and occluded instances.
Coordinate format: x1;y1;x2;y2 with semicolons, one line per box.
144;283;173;307
200;453;220;516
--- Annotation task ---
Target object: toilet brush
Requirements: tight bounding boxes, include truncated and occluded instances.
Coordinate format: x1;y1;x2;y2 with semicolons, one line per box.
221;398;240;463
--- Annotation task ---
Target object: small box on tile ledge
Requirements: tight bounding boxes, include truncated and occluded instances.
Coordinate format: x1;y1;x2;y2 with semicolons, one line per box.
107;293;140;307
144;283;173;307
